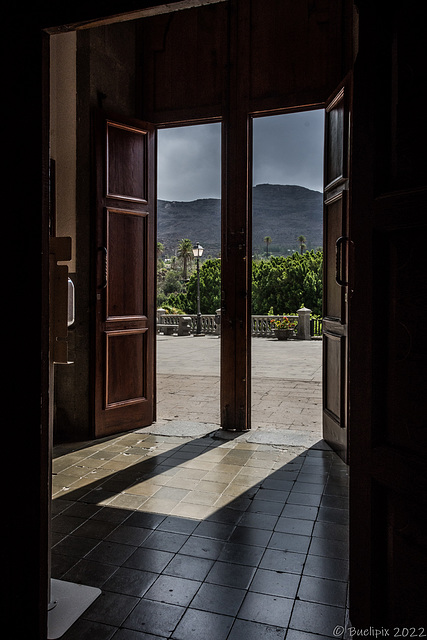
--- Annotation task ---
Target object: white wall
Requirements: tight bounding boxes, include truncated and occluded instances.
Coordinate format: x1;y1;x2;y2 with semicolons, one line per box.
50;32;77;271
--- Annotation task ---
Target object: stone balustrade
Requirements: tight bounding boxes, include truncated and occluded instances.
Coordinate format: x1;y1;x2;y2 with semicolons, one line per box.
251;315;298;338
157;309;220;336
157;308;321;339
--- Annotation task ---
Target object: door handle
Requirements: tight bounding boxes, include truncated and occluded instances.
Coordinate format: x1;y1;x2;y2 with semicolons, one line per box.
50;236;73;364
335;236;348;287
98;246;108;289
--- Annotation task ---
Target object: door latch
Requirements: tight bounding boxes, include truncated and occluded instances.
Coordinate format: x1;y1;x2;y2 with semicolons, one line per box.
50;236;73;364
335;236;348;287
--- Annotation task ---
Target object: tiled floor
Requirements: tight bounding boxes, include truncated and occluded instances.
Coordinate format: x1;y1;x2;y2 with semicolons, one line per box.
51;430;349;639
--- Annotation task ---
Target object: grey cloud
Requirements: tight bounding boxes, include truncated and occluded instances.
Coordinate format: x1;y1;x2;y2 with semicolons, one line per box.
157;109;324;201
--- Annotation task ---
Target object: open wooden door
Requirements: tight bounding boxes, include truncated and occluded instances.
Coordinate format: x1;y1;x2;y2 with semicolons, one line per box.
93;113;156;438
322;78;351;463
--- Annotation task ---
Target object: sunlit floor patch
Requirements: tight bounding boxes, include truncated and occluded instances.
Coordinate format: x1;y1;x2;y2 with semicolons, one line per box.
51;430;349;639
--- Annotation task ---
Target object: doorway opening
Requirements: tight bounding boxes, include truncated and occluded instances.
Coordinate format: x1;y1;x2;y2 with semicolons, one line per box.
251;109;324;441
156;122;222;428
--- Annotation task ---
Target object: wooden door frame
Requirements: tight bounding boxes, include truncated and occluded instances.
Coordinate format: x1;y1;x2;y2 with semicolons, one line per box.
155;105;329;436
155;111;252;432
155;117;223;425
247;103;326;421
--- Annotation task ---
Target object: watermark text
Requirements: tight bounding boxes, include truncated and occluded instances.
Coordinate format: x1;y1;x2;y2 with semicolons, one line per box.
333;627;426;638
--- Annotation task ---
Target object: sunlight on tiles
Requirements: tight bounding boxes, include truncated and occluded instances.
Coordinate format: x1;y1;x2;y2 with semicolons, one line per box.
51;430;349;639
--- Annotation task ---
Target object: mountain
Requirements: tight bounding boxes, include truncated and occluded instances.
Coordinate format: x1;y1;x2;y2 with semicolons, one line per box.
157;183;323;257
157;197;221;257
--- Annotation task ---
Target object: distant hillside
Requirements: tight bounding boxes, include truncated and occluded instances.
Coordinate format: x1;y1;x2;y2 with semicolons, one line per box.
157;183;323;257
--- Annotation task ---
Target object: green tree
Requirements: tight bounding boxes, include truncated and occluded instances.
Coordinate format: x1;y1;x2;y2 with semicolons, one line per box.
298;235;306;254
161;292;187;313
162;270;183;296
252;250;323;316
177;238;194;280
184;258;221;314
156;242;167;298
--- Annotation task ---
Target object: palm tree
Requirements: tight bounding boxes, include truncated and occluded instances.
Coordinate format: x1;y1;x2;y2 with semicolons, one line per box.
298;235;306;254
156;242;166;289
264;236;272;259
177;238;194;280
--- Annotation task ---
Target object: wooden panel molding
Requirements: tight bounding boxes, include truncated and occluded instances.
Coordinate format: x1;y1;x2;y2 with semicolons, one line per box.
106;120;148;202
105;329;147;408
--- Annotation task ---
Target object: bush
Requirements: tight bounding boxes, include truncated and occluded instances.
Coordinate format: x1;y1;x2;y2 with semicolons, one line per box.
252;250;322;316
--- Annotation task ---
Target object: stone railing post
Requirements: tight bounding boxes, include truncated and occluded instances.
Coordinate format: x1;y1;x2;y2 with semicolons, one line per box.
178;316;192;336
215;309;221;335
157;308;165;333
297;307;311;340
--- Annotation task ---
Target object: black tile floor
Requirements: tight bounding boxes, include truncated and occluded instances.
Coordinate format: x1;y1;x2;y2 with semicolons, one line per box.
51;431;349;639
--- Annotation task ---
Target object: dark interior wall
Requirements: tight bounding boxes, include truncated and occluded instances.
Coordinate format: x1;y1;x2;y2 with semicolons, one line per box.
139;0;351;123
138;2;229;122
244;0;348;111
87;22;139;116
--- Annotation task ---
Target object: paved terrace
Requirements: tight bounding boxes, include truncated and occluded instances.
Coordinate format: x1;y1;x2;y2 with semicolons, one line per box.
155;335;323;449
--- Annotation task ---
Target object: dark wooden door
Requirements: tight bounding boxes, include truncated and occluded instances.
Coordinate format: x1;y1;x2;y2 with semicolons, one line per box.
349;3;427;628
93;114;156;438
322;78;351;463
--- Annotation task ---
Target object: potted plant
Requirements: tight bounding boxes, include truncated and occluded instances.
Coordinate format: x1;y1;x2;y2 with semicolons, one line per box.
270;315;297;340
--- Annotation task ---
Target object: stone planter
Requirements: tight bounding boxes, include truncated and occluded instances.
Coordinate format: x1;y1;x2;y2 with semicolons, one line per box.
274;328;294;340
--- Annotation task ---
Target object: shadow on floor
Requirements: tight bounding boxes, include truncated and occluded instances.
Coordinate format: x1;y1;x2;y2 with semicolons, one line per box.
51;430;349;639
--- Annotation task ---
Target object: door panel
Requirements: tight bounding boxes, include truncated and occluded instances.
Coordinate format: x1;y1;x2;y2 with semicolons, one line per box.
325;92;345;187
106;329;146;407
322;79;351;462
349;3;427;627
324;193;347;320
324;332;343;422
106;121;148;202
106;209;147;319
94;114;156;438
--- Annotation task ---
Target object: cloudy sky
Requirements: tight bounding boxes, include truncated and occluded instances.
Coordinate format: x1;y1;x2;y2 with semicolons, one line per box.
157;109;324;201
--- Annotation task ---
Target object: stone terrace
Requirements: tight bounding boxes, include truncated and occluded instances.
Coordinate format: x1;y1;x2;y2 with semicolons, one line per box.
155;335;322;448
